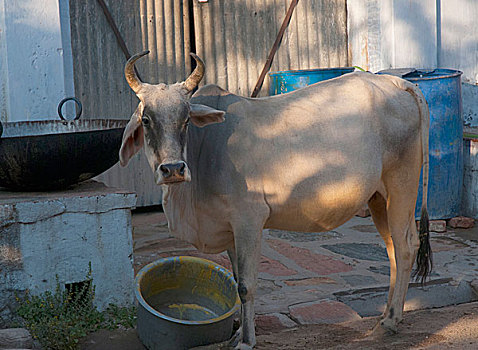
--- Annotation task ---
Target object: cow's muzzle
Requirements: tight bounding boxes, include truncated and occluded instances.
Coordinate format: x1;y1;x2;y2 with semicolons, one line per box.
155;161;191;185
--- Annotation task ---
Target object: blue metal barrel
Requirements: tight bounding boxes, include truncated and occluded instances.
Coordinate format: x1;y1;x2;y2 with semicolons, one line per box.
379;69;463;219
269;67;355;95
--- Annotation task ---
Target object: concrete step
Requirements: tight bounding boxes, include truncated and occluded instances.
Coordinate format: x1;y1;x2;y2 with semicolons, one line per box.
334;278;478;317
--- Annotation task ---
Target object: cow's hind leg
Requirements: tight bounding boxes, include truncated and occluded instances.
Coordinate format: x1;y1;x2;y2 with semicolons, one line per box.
377;177;420;333
368;191;396;317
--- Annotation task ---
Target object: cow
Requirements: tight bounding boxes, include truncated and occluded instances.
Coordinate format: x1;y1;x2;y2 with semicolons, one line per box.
119;51;432;349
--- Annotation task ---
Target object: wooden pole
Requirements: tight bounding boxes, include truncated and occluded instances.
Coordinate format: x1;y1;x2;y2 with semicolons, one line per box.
251;0;299;98
96;0;142;80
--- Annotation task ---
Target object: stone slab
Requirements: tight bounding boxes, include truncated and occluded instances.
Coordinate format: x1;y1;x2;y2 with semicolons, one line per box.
0;180;136;226
283;277;337;287
321;243;388;261
342;274;379;287
259;256;297;277
0;180;136;216
431;236;469;252
289;300;361;325
267;239;352;275
368;265;390;276
335;279;478;317
0;180;134;201
268;229;343;242
254;287;331;315
255;313;297;333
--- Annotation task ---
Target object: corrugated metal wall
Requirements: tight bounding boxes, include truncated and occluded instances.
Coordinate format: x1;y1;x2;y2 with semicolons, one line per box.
69;0;192;117
193;0;348;97
69;0;348;206
69;0;192;206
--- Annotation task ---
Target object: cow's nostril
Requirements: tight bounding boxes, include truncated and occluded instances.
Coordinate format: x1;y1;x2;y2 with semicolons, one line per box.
160;164;171;177
159;162;187;181
179;163;186;175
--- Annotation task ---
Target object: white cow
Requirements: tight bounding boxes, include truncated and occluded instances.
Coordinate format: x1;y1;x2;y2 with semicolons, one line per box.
120;51;431;349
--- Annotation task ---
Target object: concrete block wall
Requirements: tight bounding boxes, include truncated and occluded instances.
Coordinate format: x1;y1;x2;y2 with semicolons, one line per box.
0;181;136;327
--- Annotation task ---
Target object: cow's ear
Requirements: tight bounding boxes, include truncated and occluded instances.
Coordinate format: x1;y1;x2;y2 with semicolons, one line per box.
119;102;145;167
189;103;225;128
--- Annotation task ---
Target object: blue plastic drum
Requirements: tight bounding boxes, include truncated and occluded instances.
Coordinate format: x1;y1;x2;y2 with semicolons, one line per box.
379;69;463;219
269;67;355;95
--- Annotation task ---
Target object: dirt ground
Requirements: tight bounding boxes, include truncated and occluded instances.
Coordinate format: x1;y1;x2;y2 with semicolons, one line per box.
82;301;478;349
254;301;478;350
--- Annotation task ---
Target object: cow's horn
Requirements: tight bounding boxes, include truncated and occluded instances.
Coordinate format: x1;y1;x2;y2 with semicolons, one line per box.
125;50;149;94
184;53;205;92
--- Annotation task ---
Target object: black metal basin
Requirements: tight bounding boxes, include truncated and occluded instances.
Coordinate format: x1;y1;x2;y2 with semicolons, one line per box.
0;119;127;191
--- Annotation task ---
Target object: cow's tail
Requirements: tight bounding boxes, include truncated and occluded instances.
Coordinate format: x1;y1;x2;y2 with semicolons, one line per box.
407;85;432;285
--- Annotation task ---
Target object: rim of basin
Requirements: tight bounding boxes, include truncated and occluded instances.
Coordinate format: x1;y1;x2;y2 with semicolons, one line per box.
0;119;127;138
135;256;241;325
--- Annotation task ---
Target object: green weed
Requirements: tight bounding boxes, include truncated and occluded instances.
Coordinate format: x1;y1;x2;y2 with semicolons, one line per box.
16;264;136;350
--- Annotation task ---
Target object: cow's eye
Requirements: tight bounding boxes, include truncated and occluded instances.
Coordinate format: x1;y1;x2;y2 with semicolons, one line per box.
142;116;150;126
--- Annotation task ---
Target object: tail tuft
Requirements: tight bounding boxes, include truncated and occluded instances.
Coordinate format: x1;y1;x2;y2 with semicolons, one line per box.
412;207;432;285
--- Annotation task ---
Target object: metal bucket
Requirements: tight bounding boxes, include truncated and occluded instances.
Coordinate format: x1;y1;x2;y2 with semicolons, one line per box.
379;69;463;219
269;67;355;95
135;256;240;350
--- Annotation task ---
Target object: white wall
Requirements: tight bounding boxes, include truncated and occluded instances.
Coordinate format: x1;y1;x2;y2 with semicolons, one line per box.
348;0;478;125
0;0;74;122
440;0;478;124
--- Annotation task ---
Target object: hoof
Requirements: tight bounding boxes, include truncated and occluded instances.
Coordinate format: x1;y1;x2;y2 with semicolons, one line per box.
367;317;398;338
379;316;398;334
228;326;242;348
229;325;255;349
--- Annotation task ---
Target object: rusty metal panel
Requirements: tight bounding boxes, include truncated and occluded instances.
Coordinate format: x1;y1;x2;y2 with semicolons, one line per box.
69;0;191;206
193;0;348;97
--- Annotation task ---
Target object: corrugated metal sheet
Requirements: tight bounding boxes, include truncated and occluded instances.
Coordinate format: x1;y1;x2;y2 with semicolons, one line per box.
69;0;348;206
69;0;192;206
193;0;348;97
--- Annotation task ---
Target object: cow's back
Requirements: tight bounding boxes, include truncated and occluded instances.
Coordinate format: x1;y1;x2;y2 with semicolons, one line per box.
172;73;423;249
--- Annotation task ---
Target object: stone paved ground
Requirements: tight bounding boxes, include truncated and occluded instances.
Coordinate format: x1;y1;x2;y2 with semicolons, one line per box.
132;210;478;333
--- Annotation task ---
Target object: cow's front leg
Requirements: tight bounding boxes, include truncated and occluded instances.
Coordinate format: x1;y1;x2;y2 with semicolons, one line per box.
227;247;239;282
231;219;264;349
